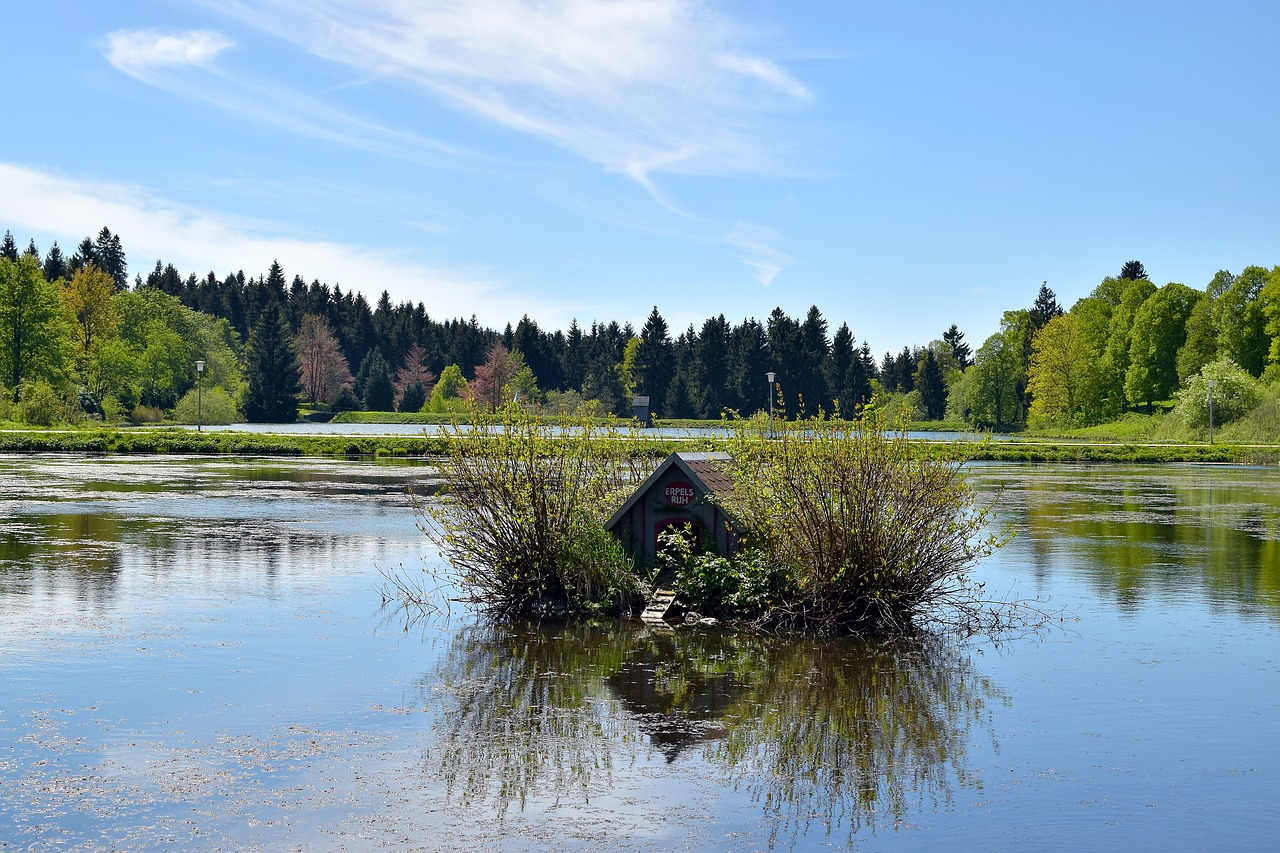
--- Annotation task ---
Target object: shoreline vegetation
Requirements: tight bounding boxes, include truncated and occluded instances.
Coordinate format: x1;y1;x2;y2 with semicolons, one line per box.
416;408;1041;637
1;421;1276;464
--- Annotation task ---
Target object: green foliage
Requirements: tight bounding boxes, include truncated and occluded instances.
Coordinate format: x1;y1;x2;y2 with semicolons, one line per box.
716;411;1013;636
420;405;649;616
131;405;164;423
398;380;427;413
0;254;69;398
663;533;790;618
1213;266;1270;376
243;304;301;423
1124;282;1201;409
1171;358;1260;430
173;385;240;425
18;381;77;426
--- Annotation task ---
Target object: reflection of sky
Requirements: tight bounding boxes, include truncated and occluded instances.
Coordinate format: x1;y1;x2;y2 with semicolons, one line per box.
2;456;1280;850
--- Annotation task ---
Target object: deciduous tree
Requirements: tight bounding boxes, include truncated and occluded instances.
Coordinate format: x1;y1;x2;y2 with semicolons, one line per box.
1124;283;1201;410
296;314;353;405
1027;313;1100;425
0;255;68;399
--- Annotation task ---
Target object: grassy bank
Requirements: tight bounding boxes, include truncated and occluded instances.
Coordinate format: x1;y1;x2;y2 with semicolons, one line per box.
0;425;1275;464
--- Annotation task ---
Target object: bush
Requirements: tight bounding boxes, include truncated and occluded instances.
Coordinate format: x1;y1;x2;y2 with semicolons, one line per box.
131;405;165;424
716;411;1013;636
18;382;77;427
419;405;648;616
1172;358;1260;431
173;386;240;425
663;532;790;618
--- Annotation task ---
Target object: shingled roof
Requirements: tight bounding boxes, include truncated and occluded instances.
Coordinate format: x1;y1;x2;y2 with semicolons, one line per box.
604;451;741;533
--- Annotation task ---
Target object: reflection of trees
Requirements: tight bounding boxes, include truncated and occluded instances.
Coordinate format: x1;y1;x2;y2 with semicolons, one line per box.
996;467;1280;619
419;622;1001;844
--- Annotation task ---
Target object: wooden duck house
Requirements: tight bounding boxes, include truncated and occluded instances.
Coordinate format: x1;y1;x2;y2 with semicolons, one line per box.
605;452;743;562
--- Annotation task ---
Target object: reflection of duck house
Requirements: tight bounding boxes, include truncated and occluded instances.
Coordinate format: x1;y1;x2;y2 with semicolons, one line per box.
605;452;744;563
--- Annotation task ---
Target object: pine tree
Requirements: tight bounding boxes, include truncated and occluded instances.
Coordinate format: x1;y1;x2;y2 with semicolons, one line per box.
357;351;395;411
243;304;302;422
94;227;127;290
632;307;673;413
69;236;97;274
0;231;17;262
915;350;947;420
942;324;972;369
1119;260;1148;281
1029;283;1064;332
42;242;67;282
24;239;40;259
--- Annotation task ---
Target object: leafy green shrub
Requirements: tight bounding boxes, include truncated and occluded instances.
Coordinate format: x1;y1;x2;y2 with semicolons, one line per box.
419;404;648;616
716;411;1013;636
131;405;165;424
18;382;76;427
662;531;790;618
1172;358;1260;430
173;385;240;425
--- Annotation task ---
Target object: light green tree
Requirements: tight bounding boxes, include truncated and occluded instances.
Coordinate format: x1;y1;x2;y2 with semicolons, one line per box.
0;254;69;400
1213;266;1270;376
1124;282;1202;410
1100;277;1156;414
429;363;470;412
965;322;1024;429
1027;313;1102;426
1172;358;1260;429
1260;266;1280;371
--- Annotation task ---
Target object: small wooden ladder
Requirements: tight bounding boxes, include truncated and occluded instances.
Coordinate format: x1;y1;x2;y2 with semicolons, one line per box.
640;568;681;624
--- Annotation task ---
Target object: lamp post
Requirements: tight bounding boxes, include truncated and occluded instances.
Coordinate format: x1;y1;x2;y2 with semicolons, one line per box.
1207;379;1215;445
195;360;205;432
766;371;776;438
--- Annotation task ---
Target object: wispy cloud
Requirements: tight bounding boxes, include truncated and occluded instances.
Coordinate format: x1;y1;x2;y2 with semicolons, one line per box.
205;0;811;188
101;28;478;166
724;222;794;285
105;29;234;80
0;162;548;326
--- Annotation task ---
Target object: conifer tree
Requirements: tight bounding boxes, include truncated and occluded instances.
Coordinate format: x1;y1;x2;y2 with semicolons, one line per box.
243;304;301;422
0;231;17;262
357;351;395;411
94;227;127;290
42;242;67;282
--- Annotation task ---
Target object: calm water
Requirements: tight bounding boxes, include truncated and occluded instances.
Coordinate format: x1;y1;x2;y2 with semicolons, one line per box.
1;455;1278;850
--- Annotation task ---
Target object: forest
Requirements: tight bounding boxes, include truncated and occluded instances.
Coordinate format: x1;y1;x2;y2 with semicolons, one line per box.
2;227;1279;439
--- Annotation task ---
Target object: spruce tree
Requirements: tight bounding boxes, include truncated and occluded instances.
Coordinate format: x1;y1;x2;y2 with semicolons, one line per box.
915;350;947;420
42;242;67;282
94;227;127;290
357;351;395;411
243;304;302;422
0;231;17;262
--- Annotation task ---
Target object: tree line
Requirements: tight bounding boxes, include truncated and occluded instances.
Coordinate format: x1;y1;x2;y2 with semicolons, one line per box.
3;227;1278;429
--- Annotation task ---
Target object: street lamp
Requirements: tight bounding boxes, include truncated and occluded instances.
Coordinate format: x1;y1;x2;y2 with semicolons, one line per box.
766;371;776;437
1207;379;1215;445
195;360;205;432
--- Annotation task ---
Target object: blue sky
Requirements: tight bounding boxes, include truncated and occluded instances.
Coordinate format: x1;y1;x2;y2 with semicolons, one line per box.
3;1;1278;358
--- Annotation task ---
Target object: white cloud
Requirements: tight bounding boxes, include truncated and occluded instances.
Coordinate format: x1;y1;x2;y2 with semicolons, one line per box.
205;0;810;185
0;162;550;327
724;222;794;286
105;29;234;81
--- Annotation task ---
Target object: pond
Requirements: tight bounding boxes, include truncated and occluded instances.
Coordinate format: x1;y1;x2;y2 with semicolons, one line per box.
1;455;1277;850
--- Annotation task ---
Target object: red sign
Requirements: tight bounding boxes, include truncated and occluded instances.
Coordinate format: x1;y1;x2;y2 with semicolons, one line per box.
664;481;696;507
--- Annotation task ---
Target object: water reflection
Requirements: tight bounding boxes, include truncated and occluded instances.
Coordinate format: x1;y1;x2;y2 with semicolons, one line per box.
969;464;1280;618
420;621;1002;846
